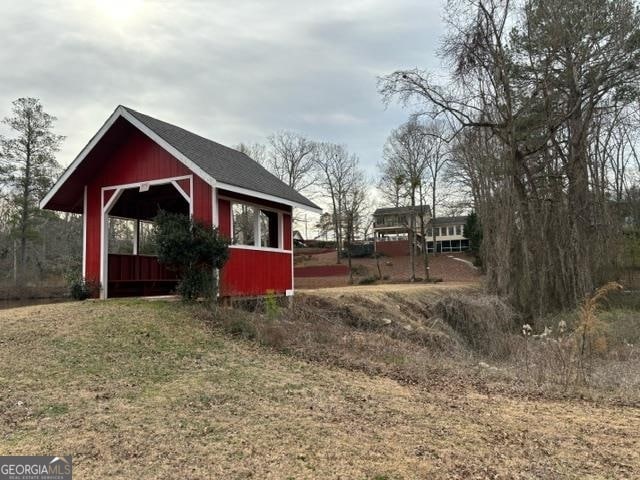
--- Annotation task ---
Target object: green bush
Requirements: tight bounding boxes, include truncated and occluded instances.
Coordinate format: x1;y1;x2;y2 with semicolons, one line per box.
66;268;100;300
154;211;229;302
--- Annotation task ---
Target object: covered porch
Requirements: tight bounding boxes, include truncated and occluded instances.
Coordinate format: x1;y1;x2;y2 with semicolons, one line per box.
102;179;191;298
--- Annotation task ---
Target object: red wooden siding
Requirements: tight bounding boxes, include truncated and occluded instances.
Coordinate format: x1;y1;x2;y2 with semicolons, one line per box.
216;196;293;296
220;249;292;296
84;130;212;284
108;254;178;281
217;198;231;237
80;126;295;298
90;129;192;185
103;188;116;206
192;175;212;225
283;213;292;250
85;185;102;283
176;178;191;197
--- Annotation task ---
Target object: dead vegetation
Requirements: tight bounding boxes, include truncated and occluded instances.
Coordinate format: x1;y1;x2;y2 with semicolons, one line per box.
205;286;640;404
1;290;639;478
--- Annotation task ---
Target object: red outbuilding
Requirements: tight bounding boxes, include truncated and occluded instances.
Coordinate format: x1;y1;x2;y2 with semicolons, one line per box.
40;106;320;298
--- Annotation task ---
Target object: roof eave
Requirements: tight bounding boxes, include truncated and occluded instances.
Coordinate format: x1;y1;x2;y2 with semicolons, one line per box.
41;105;322;215
40;106;126;210
216;181;322;214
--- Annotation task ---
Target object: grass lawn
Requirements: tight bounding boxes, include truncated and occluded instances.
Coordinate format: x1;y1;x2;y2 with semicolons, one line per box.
1;300;639;479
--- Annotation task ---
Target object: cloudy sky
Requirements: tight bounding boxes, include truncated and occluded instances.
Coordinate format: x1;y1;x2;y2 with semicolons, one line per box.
1;0;446;178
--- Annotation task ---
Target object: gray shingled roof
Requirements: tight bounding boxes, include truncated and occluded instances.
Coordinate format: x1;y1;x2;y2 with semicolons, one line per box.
373;205;431;216
123;106;320;210
431;215;468;225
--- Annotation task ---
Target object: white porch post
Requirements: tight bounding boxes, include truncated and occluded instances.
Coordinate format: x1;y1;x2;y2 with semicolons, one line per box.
133;219;140;255
100;187;124;300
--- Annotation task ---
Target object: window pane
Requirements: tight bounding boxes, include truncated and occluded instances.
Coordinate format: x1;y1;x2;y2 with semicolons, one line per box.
260;210;279;248
232;203;256;245
108;217;135;254
139;220;157;255
448;226;455;235
455;225;462;236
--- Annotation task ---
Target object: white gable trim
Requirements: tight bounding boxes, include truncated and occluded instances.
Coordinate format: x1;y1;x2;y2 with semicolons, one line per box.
40;105;322;216
39;108;122;210
119;108;218;188
216;181;322;214
39;106;216;210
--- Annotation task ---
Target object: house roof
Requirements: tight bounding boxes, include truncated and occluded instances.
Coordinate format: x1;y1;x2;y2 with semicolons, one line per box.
430;215;468;225
373;205;431;216
122;107;320;210
40;105;321;213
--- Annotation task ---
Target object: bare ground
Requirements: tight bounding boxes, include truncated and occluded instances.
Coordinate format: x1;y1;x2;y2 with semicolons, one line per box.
300;281;480;296
1;300;639;479
294;252;481;289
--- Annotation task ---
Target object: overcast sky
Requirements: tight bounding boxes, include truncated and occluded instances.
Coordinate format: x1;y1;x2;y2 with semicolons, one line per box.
1;0;445;180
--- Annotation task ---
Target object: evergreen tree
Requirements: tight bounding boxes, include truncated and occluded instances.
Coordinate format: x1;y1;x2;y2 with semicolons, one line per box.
0;98;63;282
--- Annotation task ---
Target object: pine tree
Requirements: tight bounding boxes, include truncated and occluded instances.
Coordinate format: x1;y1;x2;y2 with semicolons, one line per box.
0;98;64;282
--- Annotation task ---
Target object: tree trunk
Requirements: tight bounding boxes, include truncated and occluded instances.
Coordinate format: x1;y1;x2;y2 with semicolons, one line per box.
432;180;437;255
18;131;32;284
419;184;429;281
409;191;416;282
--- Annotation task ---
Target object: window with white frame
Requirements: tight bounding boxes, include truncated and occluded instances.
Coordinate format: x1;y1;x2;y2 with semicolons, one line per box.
232;201;281;249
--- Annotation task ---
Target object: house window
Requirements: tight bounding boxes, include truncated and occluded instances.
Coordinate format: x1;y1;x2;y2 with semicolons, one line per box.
108;217;135;254
448;226;455;236
232;203;257;246
138;220;157;255
426;228;432;237
232;201;281;249
456;225;462;236
260;210;279;248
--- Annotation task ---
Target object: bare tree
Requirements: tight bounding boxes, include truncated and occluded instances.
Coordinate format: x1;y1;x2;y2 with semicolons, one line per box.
235;142;267;166
423;121;451;255
381;118;431;281
377;159;406;208
267;131;317;193
379;0;640;316
314;143;358;264
342;171;369;283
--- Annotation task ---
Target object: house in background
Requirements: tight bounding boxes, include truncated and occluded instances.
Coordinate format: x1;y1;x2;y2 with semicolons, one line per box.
426;216;469;253
373;206;431;256
373;206;469;256
40;106;320;298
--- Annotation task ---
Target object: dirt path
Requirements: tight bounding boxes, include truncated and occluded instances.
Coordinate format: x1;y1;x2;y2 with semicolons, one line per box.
299;281;480;297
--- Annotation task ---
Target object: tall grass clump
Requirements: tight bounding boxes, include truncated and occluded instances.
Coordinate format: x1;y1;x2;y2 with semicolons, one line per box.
520;282;630;390
432;294;518;359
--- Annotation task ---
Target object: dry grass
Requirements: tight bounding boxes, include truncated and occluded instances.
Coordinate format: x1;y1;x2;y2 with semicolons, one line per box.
1;299;640;479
